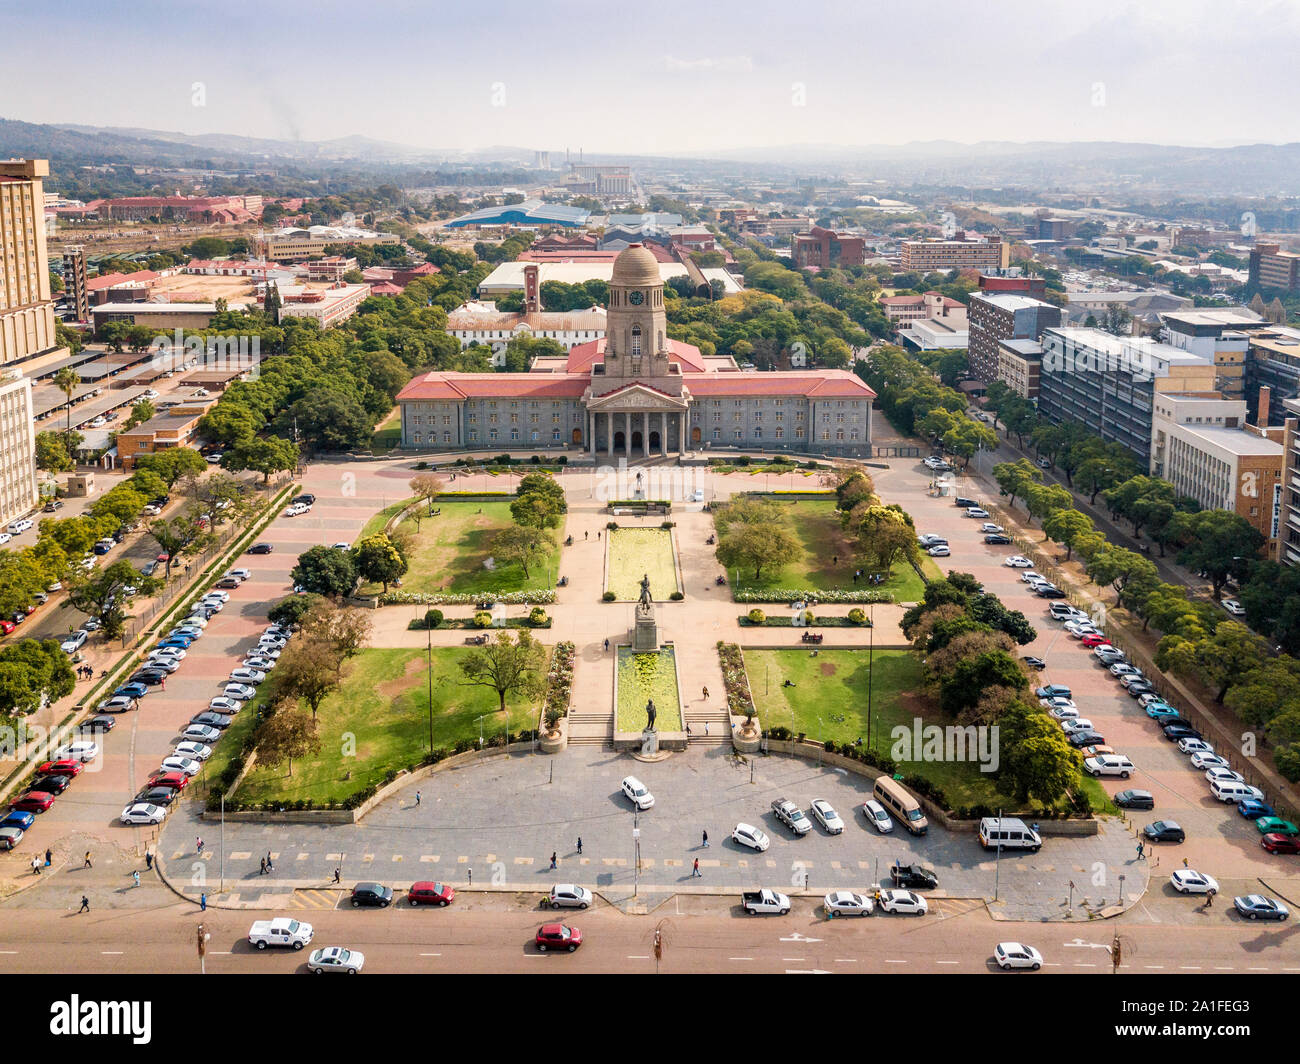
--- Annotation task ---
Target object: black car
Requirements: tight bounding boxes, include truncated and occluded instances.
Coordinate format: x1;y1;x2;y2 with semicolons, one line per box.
129;669;168;686
1069;730;1106;747
350;882;393;908
43;499;63;512
34;774;72;795
1023;656;1047;670
190;711;232;730
1115;789;1154;811
1036;586;1067;599
984;534;1013;545
135;786;178;806
1126;682;1157;699
248;543;274;555
78;715;117;733
889;864;938;890
1144;820;1185;844
1163;722;1202;742
293;494;316;506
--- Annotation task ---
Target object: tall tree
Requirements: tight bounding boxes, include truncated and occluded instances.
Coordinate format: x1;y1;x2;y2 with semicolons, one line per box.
53;367;79;434
459;629;547;715
491;525;554;579
254;708;321;776
351;533;408;592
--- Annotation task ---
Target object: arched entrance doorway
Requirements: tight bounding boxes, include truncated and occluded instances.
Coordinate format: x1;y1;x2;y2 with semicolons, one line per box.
691;426;701;444
614;431;626;451
649;430;661;451
572;427;583;444
631;431;643;451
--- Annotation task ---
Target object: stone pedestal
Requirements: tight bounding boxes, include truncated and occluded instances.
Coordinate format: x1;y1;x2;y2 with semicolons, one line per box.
632;604;658;651
640;728;659;756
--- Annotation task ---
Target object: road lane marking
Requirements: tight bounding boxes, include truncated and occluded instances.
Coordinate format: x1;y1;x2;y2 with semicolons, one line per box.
884;959;906;964
936;960;958;965
1180;966;1202;970
419;953;441;957
101;951;123;955
1144;965;1164;970
834;958;857;963
627;955;649;960
729;957;753;961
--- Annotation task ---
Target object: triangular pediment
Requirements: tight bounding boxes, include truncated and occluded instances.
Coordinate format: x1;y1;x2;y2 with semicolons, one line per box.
587;382;689;411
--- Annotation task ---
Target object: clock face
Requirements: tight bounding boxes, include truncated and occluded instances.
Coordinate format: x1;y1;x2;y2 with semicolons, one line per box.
628;290;644;305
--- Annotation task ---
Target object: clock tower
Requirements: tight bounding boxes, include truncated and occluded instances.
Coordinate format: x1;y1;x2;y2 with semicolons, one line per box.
603;243;669;381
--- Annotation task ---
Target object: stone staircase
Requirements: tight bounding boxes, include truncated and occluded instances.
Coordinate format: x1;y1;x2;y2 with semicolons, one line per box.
684;703;731;745
566;710;611;747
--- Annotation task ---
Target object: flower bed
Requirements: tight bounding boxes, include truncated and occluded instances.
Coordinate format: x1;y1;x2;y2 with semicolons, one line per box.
737;615;871;627
733;588;893;604
717;640;756;722
407;617;552;630
380;590;556;606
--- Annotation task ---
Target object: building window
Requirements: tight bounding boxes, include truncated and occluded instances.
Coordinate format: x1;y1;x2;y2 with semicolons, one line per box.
631;325;642;356
510;429;519;441
796;427;805;439
489;429;498;442
836;429;845;441
468;430;478;442
443;431;451;443
712;428;721;440
553;430;561;441
733;429;743;440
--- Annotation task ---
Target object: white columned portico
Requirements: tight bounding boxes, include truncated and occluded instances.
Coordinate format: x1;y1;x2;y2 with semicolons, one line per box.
606;410;614;456
660;411;667;457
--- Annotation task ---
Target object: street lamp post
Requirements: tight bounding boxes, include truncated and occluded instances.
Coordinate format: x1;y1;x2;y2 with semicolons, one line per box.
867;602;875;751
426;625;434;755
993;807;1003;902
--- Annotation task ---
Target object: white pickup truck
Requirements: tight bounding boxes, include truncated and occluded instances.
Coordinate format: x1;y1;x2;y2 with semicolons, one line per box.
248;917;314;951
742;889;791;915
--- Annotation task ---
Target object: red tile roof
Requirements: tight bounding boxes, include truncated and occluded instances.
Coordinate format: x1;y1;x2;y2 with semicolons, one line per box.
397;373;590;402
686;371;875;399
565;337;706;374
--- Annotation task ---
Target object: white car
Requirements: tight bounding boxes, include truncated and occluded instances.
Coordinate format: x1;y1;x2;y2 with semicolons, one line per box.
1021;570;1044;584
205;589;230;602
9;519;34;534
54;741;99;762
1064;622;1098;639
810;799;843;834
1110;663;1141;677
174;742;212;762
284;503;311;517
1170;870;1219;896
824;890;873;917
965;507;990;519
732;823;770;852
620;776;654;810
0;533;9;545
877;889;928;916
244;656;277;672
547;885;593;910
979;523;1003;534
226;568;251;581
1004;556;1033;568
142;389;160;400
224;683;257;701
161;756;202;777
1191;751;1229;771
151;646;186;661
120;802;167;826
1061;718;1095;735
1178;737;1213;755
927;544;950;557
230;667;266;685
210;696;244;714
252;645;282;660
1084;754;1135;779
1221;599;1246;616
183;725;222;744
98;695;135;712
307;946;365;974
142;504;163;516
862;799;894;834
1205;766;1244;785
1047;704;1080;720
331;542;351;550
143;656;181;673
258;636;288;651
994;942;1043;971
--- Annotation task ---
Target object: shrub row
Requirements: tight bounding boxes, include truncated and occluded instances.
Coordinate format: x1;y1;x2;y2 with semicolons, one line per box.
379;590;555;606
733;589;893;604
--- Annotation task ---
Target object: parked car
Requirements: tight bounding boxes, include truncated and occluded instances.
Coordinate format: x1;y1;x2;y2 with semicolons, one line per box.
984;534;1013;545
545;885;591;910
1263;833;1300;855
409;882;456;907
620;775;654;810
1085;754;1135;778
147;771;189;791
120;802;167;826
134;786;179;807
160;756;201;777
1233;895;1289;921
1170;870;1218;895
732;823;770;851
994;942;1043;971
824;890;874;917
209;697;243;714
230;667;266;686
877;889;928;916
35;759;83;778
1256;817;1299;837
1221;599;1247;616
809;799;843;834
215;577;241;590
890;864;938;890
1023;656;1047;670
535;924;582;952
1115;789;1155;811
1004;556;1033;568
965;507;990;519
1144;820;1186;844
771;798;812;836
33;775;72;795
54;741;99;763
1238;798;1275;819
182;724;222;744
191;712;232;730
248;543;274;555
861;799;894;834
10;791;54;814
927;544;950;557
0;826;24;850
349;882;393;908
224;683;256;701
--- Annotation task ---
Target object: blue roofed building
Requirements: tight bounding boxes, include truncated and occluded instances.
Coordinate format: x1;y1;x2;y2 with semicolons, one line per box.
445;199;591;228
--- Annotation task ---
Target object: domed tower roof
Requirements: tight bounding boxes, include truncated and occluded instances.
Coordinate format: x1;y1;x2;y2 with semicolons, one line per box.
610;243;661;288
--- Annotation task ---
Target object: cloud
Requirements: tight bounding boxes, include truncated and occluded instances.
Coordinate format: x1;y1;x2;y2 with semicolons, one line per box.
663;55;754;73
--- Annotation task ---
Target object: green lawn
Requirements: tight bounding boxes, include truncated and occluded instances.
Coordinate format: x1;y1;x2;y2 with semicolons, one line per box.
745;648;1093;813
371;408;403;454
233;646;547;805
359;500;561;595
606;527;679;600
616;646;684;732
719;499;930;603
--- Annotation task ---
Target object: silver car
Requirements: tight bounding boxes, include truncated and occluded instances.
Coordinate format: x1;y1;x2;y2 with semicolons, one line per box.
810;799;844;834
547;884;593;910
862;799;894;834
229;668;266;685
307;946;365;974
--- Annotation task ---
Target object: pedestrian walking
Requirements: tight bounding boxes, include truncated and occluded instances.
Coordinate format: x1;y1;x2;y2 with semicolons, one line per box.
159;676;165;691
266;852;273;872
132;871;140;888
145;851;152;871
704;721;709;736
1136;841;1145;860
467;868;472;886
576;837;583;855
1031;822;1039;836
692;858;701;878
83;851;92;869
78;895;89;913
31;857;40;875
1182;857;1189;868
200;892;207;912
702;686;709;700
333;867;341;884
1205;891;1214;909
702;829;709;848
259;857;266;875
550;852;557;869
44;848;52;868
685;723;692;736
604;638;610;652
584;531;589;541
832;555;838;566
196;836;203;855
415;790;421;806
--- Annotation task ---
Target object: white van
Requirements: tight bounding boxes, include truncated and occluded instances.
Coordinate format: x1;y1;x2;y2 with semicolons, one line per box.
621;775;654;810
979;817;1042;852
1209;778;1256;803
8;518;33;535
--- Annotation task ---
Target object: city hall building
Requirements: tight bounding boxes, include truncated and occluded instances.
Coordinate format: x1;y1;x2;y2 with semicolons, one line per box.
396;245;875;458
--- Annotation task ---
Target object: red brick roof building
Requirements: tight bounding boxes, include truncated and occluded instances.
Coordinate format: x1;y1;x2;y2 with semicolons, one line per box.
396;244;874;456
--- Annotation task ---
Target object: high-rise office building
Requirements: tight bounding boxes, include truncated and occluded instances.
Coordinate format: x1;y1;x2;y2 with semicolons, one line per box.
0;159;59;367
0;371;38;527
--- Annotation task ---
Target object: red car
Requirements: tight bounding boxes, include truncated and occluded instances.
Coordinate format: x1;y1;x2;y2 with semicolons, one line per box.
535;923;582;952
35;759;83;778
11;791;54;814
408;881;455;907
1080;633;1112;649
147;771;189;791
1263;833;1300;855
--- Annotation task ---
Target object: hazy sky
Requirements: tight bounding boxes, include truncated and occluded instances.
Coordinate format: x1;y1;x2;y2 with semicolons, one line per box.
4;0;1297;155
